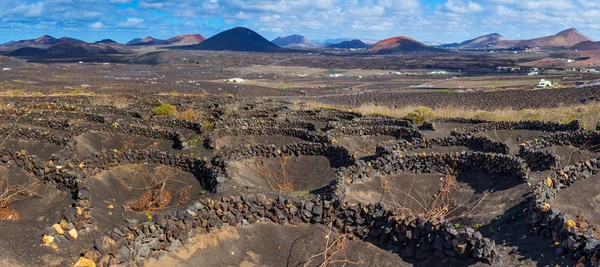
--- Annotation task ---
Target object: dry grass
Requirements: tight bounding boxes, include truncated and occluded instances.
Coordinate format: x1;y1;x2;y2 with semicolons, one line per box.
90;95;133;108
355;103;600;129
293;100;600;130
176;107;201;122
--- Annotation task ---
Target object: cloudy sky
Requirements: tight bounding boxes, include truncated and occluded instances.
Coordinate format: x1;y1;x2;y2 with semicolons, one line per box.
0;0;599;44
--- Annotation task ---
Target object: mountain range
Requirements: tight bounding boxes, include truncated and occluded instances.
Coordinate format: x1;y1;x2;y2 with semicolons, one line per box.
2;27;599;57
440;28;594;49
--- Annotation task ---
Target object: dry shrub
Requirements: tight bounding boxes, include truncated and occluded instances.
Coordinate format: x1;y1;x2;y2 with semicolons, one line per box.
118;166;191;213
0;176;41;221
176;107;200;122
125;184;172;213
176;187;191;206
407;106;434;124
302;222;360;267
0;208;20;221
91;95;133;109
383;173;458;220
253;157;293;191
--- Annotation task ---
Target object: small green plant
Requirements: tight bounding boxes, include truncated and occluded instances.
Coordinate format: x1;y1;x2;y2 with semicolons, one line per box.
473;223;483;230
407;106;434;124
169;90;178;96
202;120;215;131
153;104;177;116
432;89;453;93
454;223;461;229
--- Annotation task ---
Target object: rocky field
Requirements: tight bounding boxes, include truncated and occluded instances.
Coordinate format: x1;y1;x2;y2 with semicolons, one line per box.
0;51;600;267
0;92;596;267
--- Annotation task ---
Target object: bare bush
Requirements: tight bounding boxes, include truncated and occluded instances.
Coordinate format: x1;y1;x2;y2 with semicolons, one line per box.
253;157;294;191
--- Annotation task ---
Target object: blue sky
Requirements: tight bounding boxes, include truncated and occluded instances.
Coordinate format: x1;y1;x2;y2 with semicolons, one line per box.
0;0;599;44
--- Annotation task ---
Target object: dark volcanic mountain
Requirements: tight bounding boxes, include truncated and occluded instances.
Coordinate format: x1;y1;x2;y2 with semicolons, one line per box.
9;42;118;58
271;35;317;48
514;28;593;48
166;34;206;45
188;27;281;52
326;39;369;49
127;37;167;46
95;39;119;45
571;40;600;50
367;36;443;54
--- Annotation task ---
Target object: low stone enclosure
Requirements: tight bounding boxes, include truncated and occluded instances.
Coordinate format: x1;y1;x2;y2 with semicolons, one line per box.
1;96;599;266
532;157;600;265
519;130;600;170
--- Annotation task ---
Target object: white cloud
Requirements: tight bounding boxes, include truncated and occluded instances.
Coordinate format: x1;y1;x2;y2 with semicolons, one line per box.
118;18;144;28
443;0;484;13
90;21;104;29
12;2;44;17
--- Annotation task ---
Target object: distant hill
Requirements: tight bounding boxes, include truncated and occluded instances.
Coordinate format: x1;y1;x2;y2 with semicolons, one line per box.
9;42;118;58
0;55;28;68
367;36;443;54
271;35;318;48
321;38;352;45
127;37;167;46
443;33;520;49
571;40;600;50
94;39;119;44
514;28;593;48
326;39;369;49
187;27;282;52
7;35;86;47
166;34;206;45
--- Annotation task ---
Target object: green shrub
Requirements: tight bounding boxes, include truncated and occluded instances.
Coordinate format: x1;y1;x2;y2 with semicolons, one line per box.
407;106;434;124
153;104;177;116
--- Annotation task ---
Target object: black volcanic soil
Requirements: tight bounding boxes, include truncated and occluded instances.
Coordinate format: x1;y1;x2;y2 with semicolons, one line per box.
318;86;600;110
0;139;64;160
216;135;306;148
546;145;600;167
335;135;396;158
554;174;600;226
345;172;529;227
227;156;343;196
87;164;207;234
0;166;79;266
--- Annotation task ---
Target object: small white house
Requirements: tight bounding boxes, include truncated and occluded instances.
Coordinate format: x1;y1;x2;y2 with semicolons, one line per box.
537;79;552;88
329;74;344;78
225;78;245;83
2;68;10;71
429;71;448;75
527;71;539;76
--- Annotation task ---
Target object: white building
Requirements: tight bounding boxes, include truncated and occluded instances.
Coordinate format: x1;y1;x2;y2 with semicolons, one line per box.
537;79;552;88
329;74;344;78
